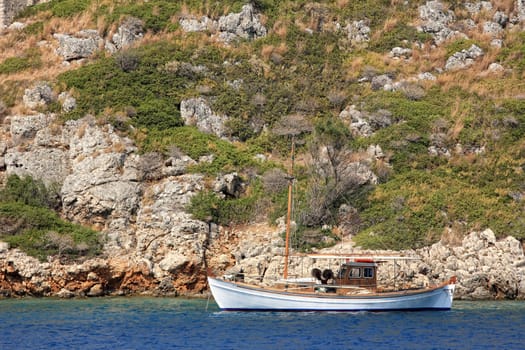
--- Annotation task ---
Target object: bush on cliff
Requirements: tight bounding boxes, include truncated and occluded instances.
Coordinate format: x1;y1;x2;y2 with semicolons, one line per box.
0;175;102;261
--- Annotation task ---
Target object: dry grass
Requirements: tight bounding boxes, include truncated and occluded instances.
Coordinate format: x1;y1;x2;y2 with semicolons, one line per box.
440;226;464;246
493;0;516;12
411;42;447;74
336;0;349;9
448;97;464;141
273;20;287;38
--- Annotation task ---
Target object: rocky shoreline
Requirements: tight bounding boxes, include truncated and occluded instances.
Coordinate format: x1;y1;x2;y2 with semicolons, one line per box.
1;227;524;300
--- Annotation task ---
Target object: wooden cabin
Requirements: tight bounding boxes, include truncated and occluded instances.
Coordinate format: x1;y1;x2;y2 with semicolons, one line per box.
334;260;377;289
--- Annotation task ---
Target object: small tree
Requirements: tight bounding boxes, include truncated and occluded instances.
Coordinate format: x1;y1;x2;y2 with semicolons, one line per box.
300;118;357;227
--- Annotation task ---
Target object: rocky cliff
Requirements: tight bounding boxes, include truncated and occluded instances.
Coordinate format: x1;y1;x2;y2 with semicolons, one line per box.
1;1;525;300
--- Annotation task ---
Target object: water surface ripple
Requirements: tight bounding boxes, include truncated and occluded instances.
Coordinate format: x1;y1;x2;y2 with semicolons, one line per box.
1;298;523;349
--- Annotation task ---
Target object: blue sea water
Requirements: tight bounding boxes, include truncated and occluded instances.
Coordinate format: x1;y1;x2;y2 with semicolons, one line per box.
0;297;523;350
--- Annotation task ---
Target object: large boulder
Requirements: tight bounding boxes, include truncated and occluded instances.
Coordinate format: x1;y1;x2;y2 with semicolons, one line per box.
108;17;144;51
216;4;267;42
418;1;458;44
180;97;229;138
22;82;54;110
179;16;216;32
54;30;103;61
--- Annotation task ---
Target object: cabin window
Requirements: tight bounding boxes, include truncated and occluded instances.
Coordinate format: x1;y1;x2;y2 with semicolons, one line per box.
364;267;374;278
349;267;361;278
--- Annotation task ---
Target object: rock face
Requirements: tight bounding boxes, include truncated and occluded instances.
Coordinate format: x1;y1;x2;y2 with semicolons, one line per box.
417;229;525;300
0;114;215;297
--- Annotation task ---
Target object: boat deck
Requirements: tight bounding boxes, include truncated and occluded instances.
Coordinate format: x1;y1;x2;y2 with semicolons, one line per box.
229;279;452;298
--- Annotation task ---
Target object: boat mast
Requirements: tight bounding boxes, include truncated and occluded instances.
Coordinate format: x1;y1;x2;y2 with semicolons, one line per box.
283;136;295;280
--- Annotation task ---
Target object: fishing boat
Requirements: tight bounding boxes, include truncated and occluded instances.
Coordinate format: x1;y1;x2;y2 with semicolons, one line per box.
208;258;456;311
207;140;456;311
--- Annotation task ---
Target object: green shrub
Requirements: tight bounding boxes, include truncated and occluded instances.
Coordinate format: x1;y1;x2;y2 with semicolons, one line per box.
0;175;60;210
445;38;478;57
58;44;188;127
0;202;102;261
98;1;181;33
19;0;91;18
0;49;41;74
369;23;431;52
139;127;259;175
22;21;44;36
187;189;258;226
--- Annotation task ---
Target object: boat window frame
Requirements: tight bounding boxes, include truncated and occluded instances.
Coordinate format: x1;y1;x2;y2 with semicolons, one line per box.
349;267;361;279
363;267;374;279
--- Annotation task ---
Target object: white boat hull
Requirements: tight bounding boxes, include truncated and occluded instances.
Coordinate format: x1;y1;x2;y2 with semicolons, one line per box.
208;277;455;311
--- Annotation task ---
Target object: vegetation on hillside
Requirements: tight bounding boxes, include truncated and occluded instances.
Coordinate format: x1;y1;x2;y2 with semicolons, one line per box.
0;175;103;261
1;0;525;254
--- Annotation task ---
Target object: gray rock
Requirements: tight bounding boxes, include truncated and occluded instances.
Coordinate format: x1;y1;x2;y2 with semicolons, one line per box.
58;92;76;112
158;252;189;273
339;105;392;137
445;44;484;71
487;62;504;73
217;4;267;42
417;72;437;81
54;30;102;61
214;172;244;199
493;11;509;27
416;229;525;299
23;82;54;109
464;1;492;14
180;97;229;138
340;105;372;137
345;20;370;44
9;113;53;142
483;21;503;36
8;22;26;30
418;1;458;44
517;0;525;22
389;47;412;59
490;39;504;48
111;17;144;50
371;74;393;91
179;16;215;32
5;147;68;185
